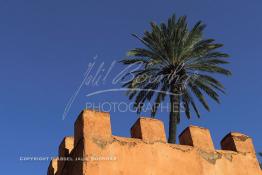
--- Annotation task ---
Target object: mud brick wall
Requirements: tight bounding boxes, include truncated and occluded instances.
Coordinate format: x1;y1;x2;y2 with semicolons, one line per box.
48;110;262;175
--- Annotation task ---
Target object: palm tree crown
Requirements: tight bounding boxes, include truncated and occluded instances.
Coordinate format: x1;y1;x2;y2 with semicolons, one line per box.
120;14;231;143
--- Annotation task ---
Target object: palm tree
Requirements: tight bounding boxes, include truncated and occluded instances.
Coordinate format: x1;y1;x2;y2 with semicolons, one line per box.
120;14;231;143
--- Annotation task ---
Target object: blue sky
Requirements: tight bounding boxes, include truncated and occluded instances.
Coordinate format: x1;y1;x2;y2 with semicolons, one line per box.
0;0;261;174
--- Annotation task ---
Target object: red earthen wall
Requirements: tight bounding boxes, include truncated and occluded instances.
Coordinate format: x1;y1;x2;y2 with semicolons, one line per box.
48;110;262;175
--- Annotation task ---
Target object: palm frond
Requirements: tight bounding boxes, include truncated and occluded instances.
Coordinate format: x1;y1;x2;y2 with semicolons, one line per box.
120;13;231;122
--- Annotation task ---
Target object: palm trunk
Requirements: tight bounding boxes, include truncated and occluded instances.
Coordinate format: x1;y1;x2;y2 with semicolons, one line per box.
168;91;180;144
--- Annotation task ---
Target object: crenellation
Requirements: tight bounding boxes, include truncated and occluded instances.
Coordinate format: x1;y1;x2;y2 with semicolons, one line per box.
179;125;215;152
47;157;58;175
221;132;256;154
48;109;262;175
58;136;74;158
57;136;74;175
130;117;167;143
74;110;112;147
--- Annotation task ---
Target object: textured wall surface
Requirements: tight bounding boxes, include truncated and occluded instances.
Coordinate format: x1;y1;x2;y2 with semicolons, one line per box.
48;110;262;175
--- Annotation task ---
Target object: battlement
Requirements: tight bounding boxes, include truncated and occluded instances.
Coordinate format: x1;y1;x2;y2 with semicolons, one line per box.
48;109;261;175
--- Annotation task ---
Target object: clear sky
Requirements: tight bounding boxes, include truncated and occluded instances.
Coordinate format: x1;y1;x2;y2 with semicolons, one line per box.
0;0;261;174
